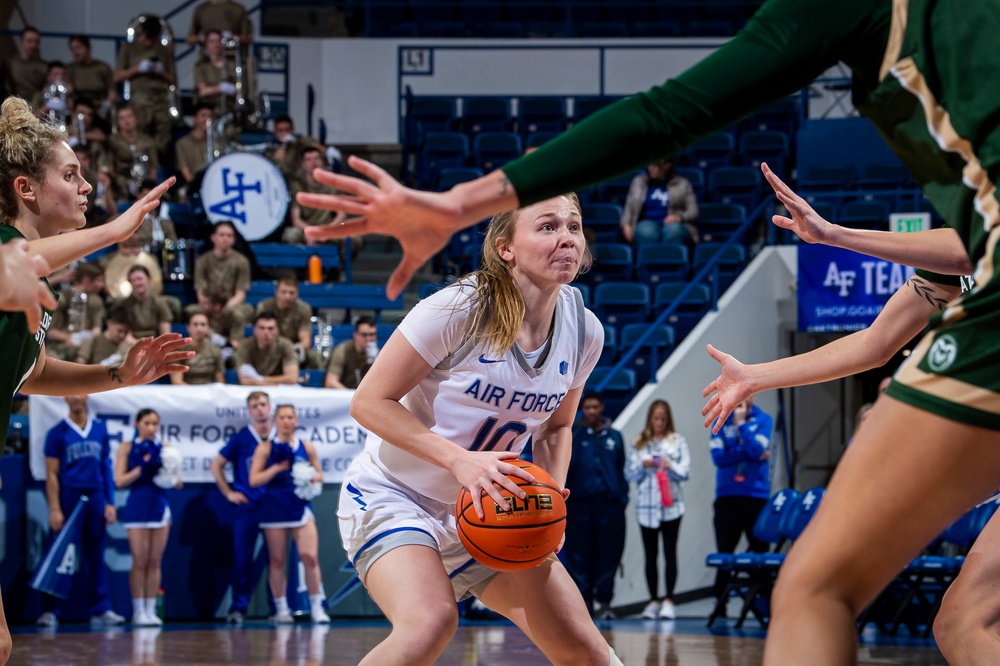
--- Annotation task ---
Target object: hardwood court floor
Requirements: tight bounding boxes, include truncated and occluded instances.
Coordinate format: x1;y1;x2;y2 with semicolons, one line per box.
10;618;949;665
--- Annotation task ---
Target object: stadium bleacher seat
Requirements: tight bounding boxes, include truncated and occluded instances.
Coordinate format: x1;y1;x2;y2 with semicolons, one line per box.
249;243;340;273
693;242;747;293
635;243;690;284
584;366;636;418
517;97;568;139
654;282;712;343
685;133;734;171
696;202;747;243
591;243;633;282
618;323;676;385
460;96;512;136
708;166;761;211
582;202;623;244
739;131;790;175
472;132;522;173
416;132;470;188
593;282;650;334
840;200;890;230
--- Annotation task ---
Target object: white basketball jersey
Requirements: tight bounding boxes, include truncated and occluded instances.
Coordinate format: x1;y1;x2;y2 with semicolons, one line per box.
365;282;603;504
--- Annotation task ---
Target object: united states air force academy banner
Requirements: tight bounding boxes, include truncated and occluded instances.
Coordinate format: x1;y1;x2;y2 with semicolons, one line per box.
798;245;915;333
28;384;365;483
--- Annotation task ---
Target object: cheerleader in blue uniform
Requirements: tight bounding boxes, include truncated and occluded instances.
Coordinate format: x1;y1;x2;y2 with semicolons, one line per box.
250;404;328;623
114;408;181;627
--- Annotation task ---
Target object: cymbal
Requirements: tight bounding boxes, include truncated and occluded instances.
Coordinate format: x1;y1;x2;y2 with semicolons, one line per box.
104;251;163;299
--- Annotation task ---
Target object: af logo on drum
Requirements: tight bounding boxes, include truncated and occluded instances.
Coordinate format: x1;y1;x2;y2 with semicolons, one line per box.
201;153;290;241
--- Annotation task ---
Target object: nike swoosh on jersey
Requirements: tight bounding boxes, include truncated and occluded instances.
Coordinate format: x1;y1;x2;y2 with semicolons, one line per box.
478;355;507;364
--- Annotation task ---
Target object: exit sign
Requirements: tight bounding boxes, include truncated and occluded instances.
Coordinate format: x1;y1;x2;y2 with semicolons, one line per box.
890;212;931;233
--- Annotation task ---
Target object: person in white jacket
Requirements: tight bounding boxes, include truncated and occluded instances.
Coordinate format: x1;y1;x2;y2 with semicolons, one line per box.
625;400;690;620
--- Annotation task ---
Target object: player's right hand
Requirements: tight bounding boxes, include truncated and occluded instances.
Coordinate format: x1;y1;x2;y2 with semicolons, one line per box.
701;344;755;434
450;450;532;521
762;162;834;245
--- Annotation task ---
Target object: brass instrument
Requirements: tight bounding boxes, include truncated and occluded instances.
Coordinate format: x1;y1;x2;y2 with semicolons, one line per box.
123;14;181;121
104;250;164;299
128;142;151;196
41;79;71;132
221;33;269;132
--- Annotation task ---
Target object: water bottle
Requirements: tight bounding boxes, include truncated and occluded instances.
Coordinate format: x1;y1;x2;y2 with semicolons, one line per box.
67;291;88;333
308;255;322;284
156;588;165;620
175;239;189;280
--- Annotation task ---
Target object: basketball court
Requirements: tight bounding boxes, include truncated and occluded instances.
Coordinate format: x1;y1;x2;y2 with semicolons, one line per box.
10;611;948;664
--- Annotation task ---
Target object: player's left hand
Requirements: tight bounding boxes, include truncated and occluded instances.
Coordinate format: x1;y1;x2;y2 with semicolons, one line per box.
451;450;532;520
701;344;754;434
114;333;194;386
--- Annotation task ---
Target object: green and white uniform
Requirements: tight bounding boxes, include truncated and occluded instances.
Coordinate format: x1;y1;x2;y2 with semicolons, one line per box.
0;225;55;456
502;0;1000;429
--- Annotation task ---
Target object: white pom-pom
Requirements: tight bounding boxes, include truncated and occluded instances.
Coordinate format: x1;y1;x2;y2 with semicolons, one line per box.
153;447;182;488
291;461;321;500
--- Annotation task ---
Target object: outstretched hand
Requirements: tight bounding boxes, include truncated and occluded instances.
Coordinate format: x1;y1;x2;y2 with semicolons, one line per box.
761;163;833;245
105;177;176;245
701;344;754;434
0;239;56;333
451;450;532;521
298;156;496;299
115;333;194;386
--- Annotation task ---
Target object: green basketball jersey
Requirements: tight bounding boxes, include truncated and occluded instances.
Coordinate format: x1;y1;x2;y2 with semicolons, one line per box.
0;225;54;457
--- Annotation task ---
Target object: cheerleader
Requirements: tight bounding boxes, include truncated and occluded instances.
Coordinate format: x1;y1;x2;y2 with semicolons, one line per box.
249;404;328;624
114;408;181;626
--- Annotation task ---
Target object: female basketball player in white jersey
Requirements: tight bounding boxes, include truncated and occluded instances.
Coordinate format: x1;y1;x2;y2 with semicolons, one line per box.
340;194;622;666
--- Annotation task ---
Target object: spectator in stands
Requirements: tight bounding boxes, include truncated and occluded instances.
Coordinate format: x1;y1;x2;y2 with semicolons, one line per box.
194;30;236;112
620;158;699;248
66;35;115;116
195;220;254;324
255;274;319;368
187;0;253;46
323;315;377;389
194;285;247;351
115;408;181;627
112;18;176;156
708;397;772;621
119;265;172;339
175;103;214;184
235;311;299;386
563;391;628;620
170;311;224;385
68;98;110;163
32;62;72;126
211;391;273;624
72;144;117;228
107;104;159;200
625;399;690;621
47;262;106;361
249;403;329;624
268;115;328;176
3;27;47;102
75;308;131;366
36;395;124;629
131;180;177;248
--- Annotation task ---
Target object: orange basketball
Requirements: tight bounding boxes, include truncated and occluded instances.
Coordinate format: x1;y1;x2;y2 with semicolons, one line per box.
455;459;567;572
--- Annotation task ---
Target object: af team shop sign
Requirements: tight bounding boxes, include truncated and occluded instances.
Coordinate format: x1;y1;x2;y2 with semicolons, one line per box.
797;245;915;333
28;384;365;484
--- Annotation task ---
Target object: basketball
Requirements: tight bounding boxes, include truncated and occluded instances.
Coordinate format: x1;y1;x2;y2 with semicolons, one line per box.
455;459;567;572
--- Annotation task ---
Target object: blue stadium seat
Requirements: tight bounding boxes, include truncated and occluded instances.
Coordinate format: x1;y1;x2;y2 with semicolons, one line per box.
675;166;705;201
739;131;790;175
593;282;650;333
582;202;623;244
584;366;636;418
405;97;456;150
571;283;591;308
696;202;747;243
636;243;689;284
654;282;711;343
598;323;617;368
693;242;747;293
472;132;522;173
799;165;856;208
840;200;890;230
249;243;340;272
525;131;561;150
436;166;484;192
592;243;633;282
416;132;469;189
708;166;761;211
460;96;512;136
298;369;326;388
857;164;911;190
595;171;640;207
747;96;800;135
619;323;675;385
684;133;734;171
572;96;618;125
517;97;568;139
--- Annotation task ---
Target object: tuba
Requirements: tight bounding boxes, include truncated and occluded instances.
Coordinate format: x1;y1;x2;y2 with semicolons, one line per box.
220;33;270;132
123;14;182;121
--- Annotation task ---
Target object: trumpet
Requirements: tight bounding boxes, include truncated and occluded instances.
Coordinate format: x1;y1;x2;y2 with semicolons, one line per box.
41;80;71;132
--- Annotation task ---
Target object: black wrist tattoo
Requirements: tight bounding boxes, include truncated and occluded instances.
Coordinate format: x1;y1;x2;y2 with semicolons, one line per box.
908;277;951;311
106;365;125;385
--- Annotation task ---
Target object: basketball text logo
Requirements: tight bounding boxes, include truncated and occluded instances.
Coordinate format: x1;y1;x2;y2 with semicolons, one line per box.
493;494;553;520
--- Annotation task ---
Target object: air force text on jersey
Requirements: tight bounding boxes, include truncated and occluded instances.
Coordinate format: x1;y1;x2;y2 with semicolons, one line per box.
464;379;567;414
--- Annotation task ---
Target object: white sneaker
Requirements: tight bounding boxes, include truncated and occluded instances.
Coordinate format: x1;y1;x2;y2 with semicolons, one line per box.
273;610;295;624
641;600;661;619
36;612;58;628
133;611;159;627
658;600;676;620
92;609;126;626
311;607;331;624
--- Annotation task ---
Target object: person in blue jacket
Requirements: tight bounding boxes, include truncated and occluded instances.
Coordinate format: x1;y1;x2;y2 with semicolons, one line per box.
37;395;124;628
563;391;628;620
210;390;273;624
709;397;773;618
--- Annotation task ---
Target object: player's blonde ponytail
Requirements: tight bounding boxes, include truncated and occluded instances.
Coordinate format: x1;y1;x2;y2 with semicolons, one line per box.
467;193;590;357
0;96;67;224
